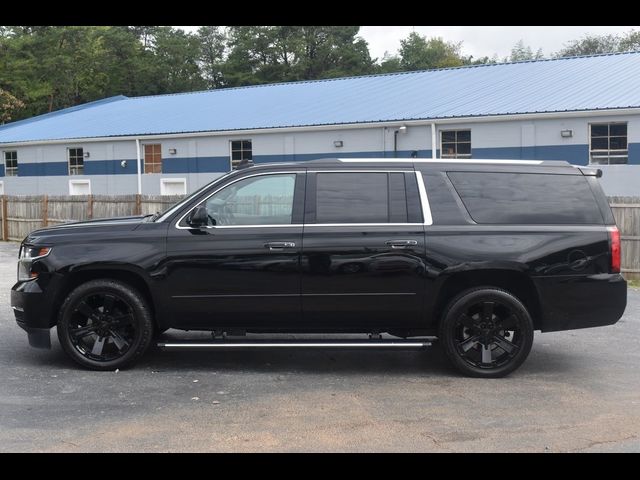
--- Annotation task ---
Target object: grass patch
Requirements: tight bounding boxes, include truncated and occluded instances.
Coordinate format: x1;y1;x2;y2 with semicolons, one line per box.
626;278;640;289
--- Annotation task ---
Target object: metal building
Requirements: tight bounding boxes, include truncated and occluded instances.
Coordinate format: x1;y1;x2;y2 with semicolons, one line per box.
1;51;640;196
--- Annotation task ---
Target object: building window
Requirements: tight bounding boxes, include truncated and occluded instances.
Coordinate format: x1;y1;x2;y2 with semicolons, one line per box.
143;144;162;174
230;140;252;169
68;148;84;175
4;151;18;176
590;123;628;165
441;130;471;159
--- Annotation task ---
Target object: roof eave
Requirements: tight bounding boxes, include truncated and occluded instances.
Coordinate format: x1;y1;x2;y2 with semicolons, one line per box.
2;107;640;147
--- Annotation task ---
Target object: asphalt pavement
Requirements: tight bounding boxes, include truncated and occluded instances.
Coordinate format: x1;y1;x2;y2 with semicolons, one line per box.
0;240;638;452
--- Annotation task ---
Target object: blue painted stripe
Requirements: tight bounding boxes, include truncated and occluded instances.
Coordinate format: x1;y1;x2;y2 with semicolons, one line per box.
253;150;432;163
16;162;69;176
629;143;640;165
473;144;590;165
84;159;138;175
162;156;230;173
3;144;639;177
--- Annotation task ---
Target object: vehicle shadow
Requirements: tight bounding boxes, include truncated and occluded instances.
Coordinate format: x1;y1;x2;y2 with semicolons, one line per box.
14;333;582;378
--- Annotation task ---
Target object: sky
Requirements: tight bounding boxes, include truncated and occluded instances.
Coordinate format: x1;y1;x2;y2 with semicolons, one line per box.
176;26;639;61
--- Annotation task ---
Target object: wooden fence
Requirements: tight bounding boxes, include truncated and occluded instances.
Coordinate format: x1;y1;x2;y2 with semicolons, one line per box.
0;194;184;242
1;194;639;278
608;196;640;279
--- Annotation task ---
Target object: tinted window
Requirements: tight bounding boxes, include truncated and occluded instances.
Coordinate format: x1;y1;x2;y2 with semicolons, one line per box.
316;173;389;223
202;173;296;226
448;172;603;224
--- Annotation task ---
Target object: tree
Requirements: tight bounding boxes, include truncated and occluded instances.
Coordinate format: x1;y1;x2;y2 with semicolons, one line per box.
223;26;375;87
197;26;227;89
151;27;205;93
556;34;620;57
509;40;544;62
619;30;640;51
398;33;465;71
296;26;375;79
378;51;402;73
0;88;25;123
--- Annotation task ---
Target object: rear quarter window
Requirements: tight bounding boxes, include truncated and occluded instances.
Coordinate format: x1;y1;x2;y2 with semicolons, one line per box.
447;172;603;224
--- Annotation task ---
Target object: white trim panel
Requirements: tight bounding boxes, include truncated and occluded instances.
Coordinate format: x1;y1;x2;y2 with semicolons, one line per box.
160;177;187;196
68;179;91;196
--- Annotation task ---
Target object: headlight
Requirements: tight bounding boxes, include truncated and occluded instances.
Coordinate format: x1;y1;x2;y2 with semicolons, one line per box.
19;246;51;260
17;245;51;281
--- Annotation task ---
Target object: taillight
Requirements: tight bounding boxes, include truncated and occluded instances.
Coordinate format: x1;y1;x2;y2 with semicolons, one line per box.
607;226;621;273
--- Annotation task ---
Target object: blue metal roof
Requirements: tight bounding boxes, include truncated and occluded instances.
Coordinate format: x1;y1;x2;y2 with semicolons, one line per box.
2;52;640;144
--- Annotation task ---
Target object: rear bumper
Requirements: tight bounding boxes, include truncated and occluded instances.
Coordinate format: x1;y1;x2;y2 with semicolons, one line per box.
534;273;627;332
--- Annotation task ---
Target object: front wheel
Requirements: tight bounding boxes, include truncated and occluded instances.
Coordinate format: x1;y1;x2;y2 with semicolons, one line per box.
439;287;534;378
57;279;154;370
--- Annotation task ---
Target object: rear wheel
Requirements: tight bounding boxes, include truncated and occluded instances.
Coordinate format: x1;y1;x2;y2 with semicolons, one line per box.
439;287;534;378
57;279;154;370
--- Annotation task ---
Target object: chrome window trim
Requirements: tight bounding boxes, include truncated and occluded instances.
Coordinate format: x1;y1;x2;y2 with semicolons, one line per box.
337;158;544;165
175;169;434;230
415;170;433;226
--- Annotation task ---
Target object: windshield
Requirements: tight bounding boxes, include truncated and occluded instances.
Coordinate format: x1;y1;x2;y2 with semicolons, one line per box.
152;171;237;223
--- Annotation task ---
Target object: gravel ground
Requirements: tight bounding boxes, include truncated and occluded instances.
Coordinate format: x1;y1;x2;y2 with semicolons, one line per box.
0;240;638;452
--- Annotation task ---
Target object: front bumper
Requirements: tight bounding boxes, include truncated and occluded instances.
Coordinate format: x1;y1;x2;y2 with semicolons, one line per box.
534;273;627;332
11;277;62;349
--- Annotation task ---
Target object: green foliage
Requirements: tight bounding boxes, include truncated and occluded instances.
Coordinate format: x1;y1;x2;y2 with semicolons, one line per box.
0;88;25;123
619;30;640;51
398;33;465;70
2;26;640;123
554;30;640;58
508;40;544;62
223;26;375;86
556;34;620;57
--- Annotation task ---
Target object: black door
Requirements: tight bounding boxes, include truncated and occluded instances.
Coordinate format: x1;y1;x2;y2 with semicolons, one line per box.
301;170;427;330
164;171;305;328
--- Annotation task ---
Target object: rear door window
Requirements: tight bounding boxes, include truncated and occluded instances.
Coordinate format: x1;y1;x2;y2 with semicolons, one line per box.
447;172;603;224
313;172;410;224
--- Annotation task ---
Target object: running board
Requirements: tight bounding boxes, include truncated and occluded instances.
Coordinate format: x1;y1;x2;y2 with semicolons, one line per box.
158;339;433;350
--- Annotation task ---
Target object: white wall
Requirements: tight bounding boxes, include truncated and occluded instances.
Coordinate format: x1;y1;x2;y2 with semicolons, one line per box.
2;112;640;196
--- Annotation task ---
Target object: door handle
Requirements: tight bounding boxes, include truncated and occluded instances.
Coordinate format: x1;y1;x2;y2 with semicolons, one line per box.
385;240;418;249
264;241;296;251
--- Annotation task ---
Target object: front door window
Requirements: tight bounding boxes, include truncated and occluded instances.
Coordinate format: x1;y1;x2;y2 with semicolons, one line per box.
202;173;296;226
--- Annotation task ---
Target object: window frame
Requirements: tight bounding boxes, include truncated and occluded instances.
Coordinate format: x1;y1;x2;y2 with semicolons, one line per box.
176;171;302;229
143;143;163;174
67;147;84;176
229;139;253;170
3;150;18;177
440;129;472;159
589;122;628;165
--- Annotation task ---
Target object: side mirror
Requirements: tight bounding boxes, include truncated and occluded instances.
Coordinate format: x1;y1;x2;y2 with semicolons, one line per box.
186;205;211;227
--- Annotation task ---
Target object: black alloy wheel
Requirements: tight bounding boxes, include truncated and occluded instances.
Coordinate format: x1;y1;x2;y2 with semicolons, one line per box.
57;279;154;370
439;287;534;378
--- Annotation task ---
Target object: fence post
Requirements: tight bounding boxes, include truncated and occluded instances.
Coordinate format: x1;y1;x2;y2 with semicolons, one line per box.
1;195;7;241
135;194;142;215
87;194;94;219
42;195;48;227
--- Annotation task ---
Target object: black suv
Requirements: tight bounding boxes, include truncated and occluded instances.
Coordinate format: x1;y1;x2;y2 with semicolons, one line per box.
10;159;627;377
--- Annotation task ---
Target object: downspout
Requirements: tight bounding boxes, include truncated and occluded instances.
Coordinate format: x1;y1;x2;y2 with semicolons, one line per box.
431;122;437;159
382;127;386;158
135;138;142;195
393;129;399;158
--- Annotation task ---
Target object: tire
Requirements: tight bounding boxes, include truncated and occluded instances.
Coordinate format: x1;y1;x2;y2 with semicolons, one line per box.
439;286;534;378
57;279;154;370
